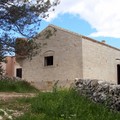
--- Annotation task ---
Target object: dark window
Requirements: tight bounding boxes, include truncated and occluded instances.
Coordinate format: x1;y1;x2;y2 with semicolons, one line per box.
16;68;22;78
117;65;120;84
44;56;53;66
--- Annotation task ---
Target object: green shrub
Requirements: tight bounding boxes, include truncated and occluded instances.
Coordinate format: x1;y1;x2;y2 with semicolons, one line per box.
0;77;38;92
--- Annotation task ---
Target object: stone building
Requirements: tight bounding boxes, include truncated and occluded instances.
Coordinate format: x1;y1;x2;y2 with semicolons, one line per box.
13;25;120;89
0;56;15;77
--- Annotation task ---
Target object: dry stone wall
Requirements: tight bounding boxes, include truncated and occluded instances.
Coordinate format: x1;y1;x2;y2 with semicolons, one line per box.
75;79;120;111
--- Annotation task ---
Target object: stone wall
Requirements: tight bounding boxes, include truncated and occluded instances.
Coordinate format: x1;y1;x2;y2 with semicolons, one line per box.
16;25;120;90
82;37;120;83
75;78;120;111
20;25;83;90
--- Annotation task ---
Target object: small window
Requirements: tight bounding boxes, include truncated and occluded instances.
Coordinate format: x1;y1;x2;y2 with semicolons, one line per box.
44;56;53;66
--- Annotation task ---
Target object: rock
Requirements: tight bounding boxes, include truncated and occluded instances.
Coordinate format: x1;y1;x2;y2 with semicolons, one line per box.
90;80;98;87
75;79;120;111
0;116;3;120
8;115;12;120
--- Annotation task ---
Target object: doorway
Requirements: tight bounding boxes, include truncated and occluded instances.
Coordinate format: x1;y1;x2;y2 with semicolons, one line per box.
117;65;120;84
16;68;22;78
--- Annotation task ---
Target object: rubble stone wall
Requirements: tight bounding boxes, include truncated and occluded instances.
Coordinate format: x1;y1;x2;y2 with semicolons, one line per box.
75;79;120;111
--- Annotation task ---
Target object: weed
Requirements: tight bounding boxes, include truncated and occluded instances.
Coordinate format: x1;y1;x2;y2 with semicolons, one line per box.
15;89;120;120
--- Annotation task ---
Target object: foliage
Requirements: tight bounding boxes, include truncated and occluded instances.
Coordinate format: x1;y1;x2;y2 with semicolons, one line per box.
15;89;120;120
0;40;5;75
0;0;59;74
15;38;40;59
0;0;59;37
0;64;4;76
0;77;38;92
0;0;59;50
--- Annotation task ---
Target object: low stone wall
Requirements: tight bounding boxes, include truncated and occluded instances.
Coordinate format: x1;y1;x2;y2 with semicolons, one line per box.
75;79;120;111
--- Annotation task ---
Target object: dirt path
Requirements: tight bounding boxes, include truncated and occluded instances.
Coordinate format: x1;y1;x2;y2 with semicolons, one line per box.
0;92;36;100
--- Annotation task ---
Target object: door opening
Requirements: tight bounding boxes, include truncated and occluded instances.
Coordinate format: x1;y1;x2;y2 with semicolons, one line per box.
16;68;22;78
117;65;120;84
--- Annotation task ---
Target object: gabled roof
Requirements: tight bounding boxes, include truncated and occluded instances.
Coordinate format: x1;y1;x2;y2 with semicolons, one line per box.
45;24;120;52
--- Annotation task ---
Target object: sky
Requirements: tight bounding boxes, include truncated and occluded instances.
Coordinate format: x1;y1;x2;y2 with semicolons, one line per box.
38;0;120;49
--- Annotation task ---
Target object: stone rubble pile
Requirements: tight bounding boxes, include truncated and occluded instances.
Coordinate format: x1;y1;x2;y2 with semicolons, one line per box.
75;79;120;111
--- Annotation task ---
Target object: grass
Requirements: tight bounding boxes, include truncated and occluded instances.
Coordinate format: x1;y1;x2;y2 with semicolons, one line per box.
0;79;120;120
14;89;120;120
0;78;38;93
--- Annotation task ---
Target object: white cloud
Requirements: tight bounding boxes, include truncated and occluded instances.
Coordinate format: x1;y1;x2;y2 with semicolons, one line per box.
48;0;120;38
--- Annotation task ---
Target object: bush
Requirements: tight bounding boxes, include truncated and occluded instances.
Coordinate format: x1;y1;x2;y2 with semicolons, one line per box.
0;76;38;92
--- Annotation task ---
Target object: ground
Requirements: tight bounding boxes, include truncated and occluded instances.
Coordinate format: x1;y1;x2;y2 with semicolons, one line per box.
0;92;36;100
0;92;36;120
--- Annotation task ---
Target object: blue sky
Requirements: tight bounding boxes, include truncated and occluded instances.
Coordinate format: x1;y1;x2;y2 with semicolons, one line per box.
38;0;120;49
1;0;120;49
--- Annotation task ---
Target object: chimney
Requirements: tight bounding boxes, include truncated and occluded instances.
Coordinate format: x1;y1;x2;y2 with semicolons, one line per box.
101;40;106;44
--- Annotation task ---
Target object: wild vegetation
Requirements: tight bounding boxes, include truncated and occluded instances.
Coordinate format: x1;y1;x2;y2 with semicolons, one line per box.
0;0;59;75
14;89;120;120
0;77;38;93
0;79;120;119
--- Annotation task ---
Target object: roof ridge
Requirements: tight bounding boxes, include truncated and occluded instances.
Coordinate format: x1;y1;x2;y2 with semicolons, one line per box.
48;24;120;51
48;24;82;37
